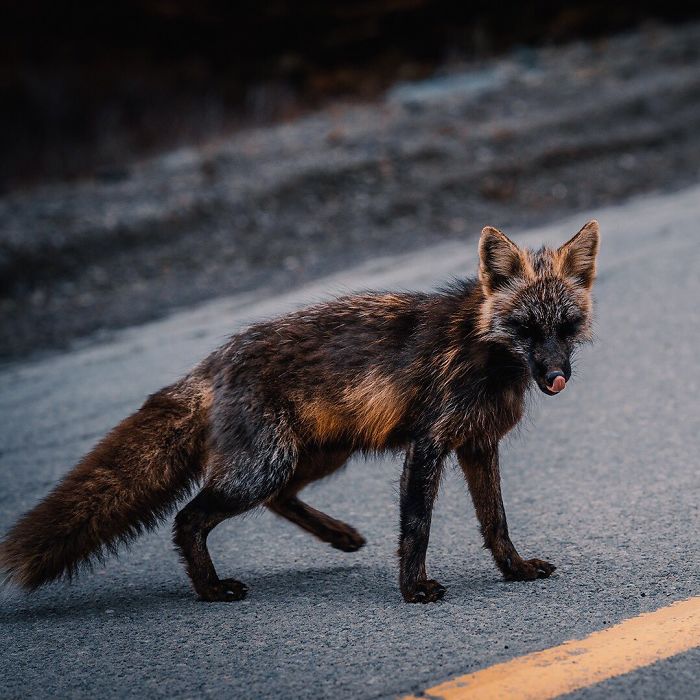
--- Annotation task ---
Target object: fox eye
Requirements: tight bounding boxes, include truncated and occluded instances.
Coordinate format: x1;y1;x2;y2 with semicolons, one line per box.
512;321;537;340
558;318;581;337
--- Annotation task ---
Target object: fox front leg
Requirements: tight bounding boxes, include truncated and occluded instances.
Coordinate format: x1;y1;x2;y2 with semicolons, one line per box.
398;440;447;603
457;443;556;581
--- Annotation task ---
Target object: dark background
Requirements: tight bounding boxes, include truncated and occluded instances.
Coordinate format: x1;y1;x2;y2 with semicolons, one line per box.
2;2;700;361
3;1;698;190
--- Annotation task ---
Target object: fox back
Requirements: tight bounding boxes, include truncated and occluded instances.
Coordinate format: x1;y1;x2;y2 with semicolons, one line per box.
199;220;599;455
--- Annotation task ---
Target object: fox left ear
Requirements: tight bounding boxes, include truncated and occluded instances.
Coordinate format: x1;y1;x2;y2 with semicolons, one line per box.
479;226;532;294
556;220;600;289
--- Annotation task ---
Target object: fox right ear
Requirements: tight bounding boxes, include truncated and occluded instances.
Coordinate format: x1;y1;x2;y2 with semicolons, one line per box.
479;226;531;294
556;220;600;289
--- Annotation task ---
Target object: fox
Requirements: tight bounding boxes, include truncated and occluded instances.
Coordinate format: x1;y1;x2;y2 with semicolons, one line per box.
1;221;599;603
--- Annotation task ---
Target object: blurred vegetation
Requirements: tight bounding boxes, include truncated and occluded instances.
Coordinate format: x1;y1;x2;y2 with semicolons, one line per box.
1;1;698;190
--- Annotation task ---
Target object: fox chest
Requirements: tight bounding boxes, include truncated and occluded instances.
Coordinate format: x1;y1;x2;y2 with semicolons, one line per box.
436;385;525;447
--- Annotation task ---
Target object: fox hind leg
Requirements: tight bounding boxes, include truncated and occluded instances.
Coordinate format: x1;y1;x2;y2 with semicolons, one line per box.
267;449;366;552
174;429;298;601
173;487;251;601
269;496;366;552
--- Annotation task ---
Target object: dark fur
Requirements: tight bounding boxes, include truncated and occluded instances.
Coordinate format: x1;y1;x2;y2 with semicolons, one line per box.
1;221;599;603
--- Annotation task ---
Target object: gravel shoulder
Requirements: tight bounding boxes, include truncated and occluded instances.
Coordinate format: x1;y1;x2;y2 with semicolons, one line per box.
2;22;700;360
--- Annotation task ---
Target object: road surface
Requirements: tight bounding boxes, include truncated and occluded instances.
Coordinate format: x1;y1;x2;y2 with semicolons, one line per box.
1;185;699;698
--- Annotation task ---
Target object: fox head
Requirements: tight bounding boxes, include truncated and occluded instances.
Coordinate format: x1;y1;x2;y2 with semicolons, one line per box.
477;220;600;396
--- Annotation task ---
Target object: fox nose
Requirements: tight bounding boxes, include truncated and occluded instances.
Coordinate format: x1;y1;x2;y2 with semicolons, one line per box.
546;370;566;393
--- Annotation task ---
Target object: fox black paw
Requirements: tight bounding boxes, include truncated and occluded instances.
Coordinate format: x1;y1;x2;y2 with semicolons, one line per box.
503;558;556;581
330;527;366;552
402;579;447;603
198;578;249;602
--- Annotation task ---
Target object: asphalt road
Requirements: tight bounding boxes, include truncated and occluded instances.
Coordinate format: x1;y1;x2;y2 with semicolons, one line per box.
1;185;699;698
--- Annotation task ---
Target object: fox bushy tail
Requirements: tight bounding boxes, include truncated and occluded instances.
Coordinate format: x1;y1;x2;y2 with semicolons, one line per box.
0;379;211;590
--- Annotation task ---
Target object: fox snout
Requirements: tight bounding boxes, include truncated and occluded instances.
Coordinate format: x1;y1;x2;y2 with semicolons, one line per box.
531;350;572;396
546;372;566;394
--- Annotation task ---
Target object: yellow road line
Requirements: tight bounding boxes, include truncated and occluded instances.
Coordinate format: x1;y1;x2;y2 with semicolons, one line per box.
404;596;700;700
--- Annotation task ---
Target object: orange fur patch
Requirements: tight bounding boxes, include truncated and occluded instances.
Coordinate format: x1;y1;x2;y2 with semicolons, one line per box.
343;371;409;448
517;249;536;280
298;372;410;448
438;345;461;379
298;398;349;443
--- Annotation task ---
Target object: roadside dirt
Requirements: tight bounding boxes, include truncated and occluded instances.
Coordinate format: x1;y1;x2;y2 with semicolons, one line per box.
2;22;700;361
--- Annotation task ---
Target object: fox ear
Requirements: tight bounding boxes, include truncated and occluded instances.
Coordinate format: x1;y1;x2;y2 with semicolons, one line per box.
479;226;530;294
556;220;600;289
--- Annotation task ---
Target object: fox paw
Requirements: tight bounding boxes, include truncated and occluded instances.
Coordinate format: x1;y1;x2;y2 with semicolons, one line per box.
402;579;447;604
329;526;366;552
197;578;249;602
503;557;556;581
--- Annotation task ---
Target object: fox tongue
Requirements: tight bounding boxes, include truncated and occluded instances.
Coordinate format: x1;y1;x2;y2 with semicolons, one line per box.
550;375;566;393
